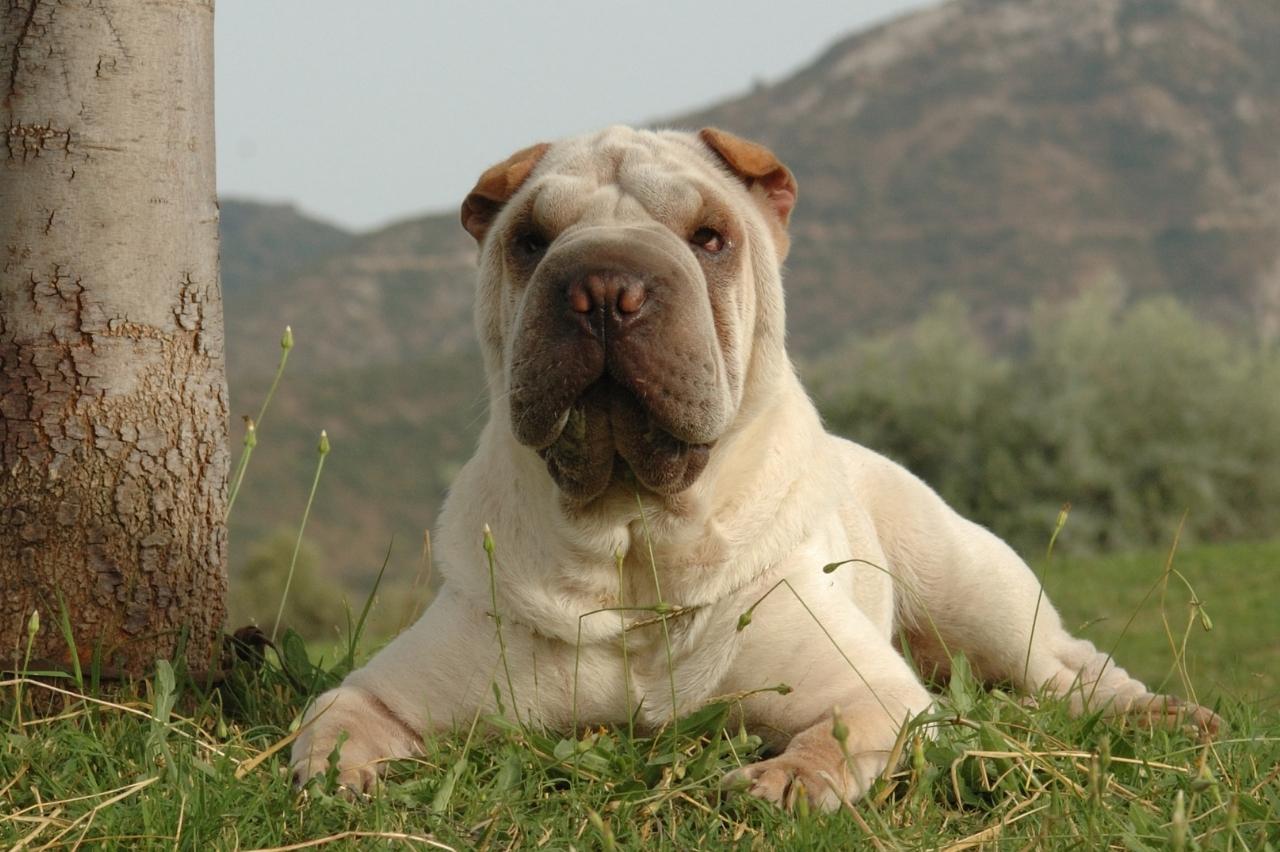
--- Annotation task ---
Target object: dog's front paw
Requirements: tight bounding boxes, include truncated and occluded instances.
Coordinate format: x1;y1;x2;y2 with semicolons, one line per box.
724;748;878;812
1126;694;1224;739
289;686;423;794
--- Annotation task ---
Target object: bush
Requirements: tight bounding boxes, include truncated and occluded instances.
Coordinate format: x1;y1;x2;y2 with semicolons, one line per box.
810;292;1280;552
228;529;348;641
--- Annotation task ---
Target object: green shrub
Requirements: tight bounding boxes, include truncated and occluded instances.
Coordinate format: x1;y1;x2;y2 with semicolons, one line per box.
811;292;1280;552
228;529;348;641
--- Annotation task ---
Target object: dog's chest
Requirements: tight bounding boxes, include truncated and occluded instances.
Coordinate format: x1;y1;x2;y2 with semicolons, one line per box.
591;603;743;727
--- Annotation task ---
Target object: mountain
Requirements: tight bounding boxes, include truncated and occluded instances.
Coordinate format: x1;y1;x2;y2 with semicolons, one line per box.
219;0;1280;592
671;0;1280;349
219;201;356;377
218;202;486;590
222;209;478;379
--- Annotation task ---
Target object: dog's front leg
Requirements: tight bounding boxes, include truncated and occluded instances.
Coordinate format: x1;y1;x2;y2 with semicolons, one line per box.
718;567;932;811
725;686;928;811
289;588;506;792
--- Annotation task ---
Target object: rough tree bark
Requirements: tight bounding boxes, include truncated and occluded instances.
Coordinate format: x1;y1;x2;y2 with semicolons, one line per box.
0;0;228;676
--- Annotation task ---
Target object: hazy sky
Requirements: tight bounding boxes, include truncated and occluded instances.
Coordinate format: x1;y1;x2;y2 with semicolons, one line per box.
214;1;933;231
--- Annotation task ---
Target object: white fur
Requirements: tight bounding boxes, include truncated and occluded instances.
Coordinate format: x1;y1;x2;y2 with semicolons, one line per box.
290;127;1217;808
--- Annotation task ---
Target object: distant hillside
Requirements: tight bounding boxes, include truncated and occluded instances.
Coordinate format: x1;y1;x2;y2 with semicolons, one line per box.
673;0;1280;350
219;200;351;301
222;208;477;380
226;350;485;593
220;203;484;586
220;0;1280;591
219;200;356;377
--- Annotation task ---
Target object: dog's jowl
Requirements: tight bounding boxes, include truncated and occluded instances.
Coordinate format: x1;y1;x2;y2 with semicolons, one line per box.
290;126;1220;809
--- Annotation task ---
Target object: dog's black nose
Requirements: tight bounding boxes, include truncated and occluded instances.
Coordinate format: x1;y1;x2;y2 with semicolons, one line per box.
567;271;647;328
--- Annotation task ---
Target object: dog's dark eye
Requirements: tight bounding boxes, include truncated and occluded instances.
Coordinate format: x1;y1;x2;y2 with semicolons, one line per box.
690;226;725;254
515;231;549;257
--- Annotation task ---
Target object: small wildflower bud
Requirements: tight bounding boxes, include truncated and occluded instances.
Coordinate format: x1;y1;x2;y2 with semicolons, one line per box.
831;710;849;746
736;611;753;631
774;683;792;695
281;325;294;351
317;429;330;456
1191;749;1215;792
244;419;257;448
822;561;843;574
216;717;229;739
652;602;674;615
1171;790;1187;852
27;609;39;639
793;779;810;818
587;808;615;850
911;736;926;774
491;682;505;712
1055;503;1071;530
482;523;495;555
1195;600;1213;631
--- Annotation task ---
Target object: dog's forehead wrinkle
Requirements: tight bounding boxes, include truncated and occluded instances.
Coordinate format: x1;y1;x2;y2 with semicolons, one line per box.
610;191;647;225
620;163;705;225
587;124;666;161
537;133;716;231
531;174;602;231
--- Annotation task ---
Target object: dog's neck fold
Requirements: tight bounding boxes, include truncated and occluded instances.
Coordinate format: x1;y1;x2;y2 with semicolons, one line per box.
434;368;840;646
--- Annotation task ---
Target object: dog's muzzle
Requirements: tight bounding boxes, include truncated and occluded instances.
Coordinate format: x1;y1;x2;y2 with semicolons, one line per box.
506;225;726;502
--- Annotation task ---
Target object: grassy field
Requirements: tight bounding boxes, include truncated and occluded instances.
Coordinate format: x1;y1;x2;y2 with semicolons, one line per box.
1037;539;1280;708
3;540;1278;850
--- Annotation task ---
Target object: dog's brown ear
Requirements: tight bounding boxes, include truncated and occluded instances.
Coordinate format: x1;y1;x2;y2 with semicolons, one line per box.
461;142;551;243
699;128;797;226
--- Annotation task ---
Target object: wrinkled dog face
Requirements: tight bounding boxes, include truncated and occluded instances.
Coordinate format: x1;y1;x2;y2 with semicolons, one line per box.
461;127;797;504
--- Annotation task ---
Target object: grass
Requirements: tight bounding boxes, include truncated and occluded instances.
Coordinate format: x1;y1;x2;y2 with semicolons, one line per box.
1038;539;1280;707
3;540;1279;850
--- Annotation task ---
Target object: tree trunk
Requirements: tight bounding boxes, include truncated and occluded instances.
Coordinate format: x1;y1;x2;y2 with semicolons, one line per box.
1;0;228;676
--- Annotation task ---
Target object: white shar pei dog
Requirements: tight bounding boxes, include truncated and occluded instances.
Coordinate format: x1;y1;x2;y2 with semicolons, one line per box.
291;125;1220;809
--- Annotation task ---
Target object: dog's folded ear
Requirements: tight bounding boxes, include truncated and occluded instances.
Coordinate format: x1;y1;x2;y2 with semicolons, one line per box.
698;128;797;226
461;142;551;243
